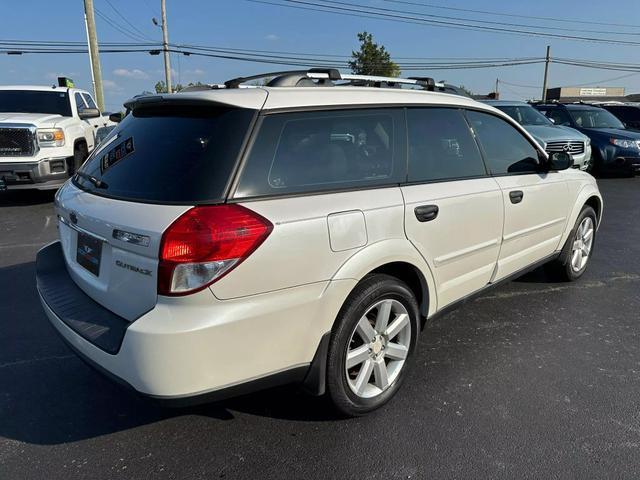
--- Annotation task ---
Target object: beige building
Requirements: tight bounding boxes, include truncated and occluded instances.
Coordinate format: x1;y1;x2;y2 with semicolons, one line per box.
545;86;625;102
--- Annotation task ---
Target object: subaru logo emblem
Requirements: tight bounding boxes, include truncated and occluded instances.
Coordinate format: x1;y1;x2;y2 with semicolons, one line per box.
69;212;78;224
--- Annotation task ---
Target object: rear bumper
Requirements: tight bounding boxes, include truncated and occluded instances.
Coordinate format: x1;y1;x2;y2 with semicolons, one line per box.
36;241;354;404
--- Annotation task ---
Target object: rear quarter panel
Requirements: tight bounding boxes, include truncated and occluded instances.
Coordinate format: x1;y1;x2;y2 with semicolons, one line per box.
210;187;407;299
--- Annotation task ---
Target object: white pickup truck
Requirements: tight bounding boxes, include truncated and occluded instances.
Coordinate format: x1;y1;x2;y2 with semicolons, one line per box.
0;79;114;191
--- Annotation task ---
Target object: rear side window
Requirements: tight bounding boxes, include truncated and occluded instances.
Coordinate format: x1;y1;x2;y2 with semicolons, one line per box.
235;108;405;198
407;108;486;182
74;105;255;203
466;110;540;175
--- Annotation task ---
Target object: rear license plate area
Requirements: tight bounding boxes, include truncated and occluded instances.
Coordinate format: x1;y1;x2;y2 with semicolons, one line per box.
76;231;103;276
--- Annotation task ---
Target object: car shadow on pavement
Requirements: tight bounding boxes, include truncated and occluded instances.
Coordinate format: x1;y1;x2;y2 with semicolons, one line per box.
0;260;343;445
0;190;56;206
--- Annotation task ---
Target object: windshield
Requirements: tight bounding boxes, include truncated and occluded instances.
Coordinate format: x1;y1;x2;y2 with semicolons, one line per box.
569;108;625;129
496;105;552;126
74;104;255;203
0;90;72;116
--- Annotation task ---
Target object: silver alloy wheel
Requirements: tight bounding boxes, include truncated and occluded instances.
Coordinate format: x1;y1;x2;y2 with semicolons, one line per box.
345;299;411;399
571;216;594;272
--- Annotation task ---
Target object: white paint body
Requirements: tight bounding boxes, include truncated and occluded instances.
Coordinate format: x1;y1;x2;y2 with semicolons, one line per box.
40;87;603;399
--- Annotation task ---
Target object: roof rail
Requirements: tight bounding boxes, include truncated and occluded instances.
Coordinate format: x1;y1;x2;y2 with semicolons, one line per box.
223;68;441;91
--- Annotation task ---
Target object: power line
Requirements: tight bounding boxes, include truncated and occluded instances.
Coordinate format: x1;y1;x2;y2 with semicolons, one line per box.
382;0;640;30
102;0;156;41
94;8;151;43
247;0;640;47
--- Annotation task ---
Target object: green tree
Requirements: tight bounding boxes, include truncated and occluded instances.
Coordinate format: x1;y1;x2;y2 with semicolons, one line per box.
348;31;400;77
458;85;474;97
154;80;184;93
154;81;207;93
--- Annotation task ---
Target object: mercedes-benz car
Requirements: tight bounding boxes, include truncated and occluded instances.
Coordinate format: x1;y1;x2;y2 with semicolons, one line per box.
485;100;591;171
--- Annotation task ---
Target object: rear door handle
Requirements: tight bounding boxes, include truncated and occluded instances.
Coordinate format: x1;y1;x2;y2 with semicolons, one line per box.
509;190;524;204
414;205;439;222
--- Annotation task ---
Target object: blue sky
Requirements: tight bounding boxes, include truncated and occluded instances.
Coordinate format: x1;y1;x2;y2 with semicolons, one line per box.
2;0;640;110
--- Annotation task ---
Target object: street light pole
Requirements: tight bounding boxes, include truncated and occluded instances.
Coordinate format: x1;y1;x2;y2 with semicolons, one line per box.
161;0;172;93
541;45;551;102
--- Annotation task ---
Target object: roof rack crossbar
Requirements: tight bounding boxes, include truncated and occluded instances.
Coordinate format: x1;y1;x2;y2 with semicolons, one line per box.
224;70;311;89
224;68;443;91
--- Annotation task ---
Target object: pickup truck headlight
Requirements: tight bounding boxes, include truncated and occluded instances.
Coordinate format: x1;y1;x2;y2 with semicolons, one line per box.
610;138;639;150
37;128;65;147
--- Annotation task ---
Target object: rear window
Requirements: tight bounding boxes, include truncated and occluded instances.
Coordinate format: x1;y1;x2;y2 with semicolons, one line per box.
74;105;255;203
234;108;405;198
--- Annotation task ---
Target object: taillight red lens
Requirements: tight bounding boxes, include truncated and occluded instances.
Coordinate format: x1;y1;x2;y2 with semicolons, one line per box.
158;205;272;295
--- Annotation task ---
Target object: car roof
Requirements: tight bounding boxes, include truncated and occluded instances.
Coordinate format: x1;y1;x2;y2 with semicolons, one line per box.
536;103;603;110
0;85;90;95
169;86;492;112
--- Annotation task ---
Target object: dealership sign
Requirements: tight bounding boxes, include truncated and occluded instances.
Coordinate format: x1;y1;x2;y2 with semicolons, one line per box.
579;88;608;96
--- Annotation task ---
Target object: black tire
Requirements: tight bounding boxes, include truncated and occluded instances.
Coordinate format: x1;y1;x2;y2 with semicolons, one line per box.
546;205;597;282
70;142;88;176
326;274;420;417
587;149;601;176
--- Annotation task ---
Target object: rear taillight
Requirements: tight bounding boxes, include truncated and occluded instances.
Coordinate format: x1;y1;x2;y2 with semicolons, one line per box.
158;205;273;296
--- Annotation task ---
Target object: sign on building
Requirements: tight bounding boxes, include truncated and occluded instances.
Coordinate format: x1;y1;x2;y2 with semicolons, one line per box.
579;88;608;97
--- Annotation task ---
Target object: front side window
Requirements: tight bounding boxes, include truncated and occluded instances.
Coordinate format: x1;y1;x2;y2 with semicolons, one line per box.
569;108;625;129
82;93;98;110
74;93;87;114
407;108;486;182
466;110;540;175
235;108;404;198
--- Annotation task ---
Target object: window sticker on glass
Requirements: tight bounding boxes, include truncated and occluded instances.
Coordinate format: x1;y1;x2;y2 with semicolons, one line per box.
100;137;134;173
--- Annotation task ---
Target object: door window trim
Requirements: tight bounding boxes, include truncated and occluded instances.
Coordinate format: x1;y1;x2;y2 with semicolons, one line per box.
228;104;551;203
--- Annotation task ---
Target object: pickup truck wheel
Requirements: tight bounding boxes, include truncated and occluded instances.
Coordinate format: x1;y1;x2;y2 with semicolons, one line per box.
547;205;597;282
326;274;419;417
70;143;88;175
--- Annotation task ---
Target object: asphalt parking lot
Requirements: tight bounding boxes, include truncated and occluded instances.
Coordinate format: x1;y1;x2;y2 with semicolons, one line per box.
0;178;639;479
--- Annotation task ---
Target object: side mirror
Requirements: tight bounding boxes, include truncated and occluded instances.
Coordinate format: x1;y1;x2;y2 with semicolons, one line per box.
549;151;573;171
548;117;556;124
79;108;100;119
109;112;123;123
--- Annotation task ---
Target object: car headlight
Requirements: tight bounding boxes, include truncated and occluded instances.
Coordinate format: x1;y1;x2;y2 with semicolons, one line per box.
585;137;591;146
610;138;639;150
37;128;65;147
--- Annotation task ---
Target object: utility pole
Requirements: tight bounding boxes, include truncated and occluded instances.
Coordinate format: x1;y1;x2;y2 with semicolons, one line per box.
83;0;105;110
541;45;551;102
495;78;499;99
161;0;172;93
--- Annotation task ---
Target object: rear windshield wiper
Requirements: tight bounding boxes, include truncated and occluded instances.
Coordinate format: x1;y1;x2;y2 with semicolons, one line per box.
75;171;108;189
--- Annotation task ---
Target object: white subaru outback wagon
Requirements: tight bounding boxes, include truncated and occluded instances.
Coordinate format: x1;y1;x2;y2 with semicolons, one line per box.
36;69;603;416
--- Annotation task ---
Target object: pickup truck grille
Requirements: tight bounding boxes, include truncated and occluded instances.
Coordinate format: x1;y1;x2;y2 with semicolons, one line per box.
0;127;36;157
546;140;585;155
